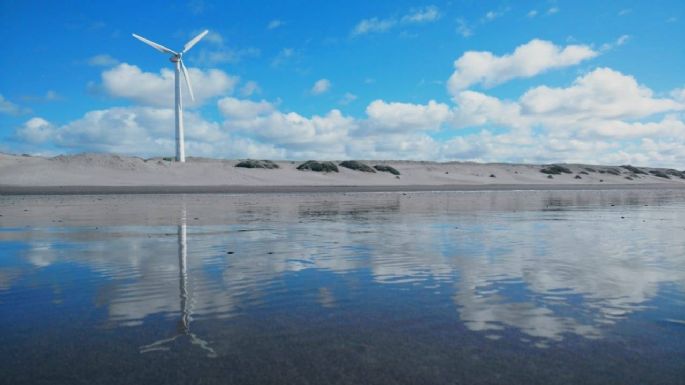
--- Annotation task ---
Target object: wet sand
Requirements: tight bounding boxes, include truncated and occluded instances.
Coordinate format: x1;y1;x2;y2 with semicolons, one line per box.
2;183;685;195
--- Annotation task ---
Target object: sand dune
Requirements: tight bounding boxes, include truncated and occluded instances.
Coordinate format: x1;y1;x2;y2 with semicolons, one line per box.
1;153;684;194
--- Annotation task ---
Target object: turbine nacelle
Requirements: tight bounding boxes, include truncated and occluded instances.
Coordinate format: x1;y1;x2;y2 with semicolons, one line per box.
170;56;181;63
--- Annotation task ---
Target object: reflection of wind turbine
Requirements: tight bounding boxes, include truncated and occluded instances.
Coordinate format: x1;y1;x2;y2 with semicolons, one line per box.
140;208;217;358
131;30;209;162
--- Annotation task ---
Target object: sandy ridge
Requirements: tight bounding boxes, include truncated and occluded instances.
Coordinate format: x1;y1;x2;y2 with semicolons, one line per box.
2;153;684;194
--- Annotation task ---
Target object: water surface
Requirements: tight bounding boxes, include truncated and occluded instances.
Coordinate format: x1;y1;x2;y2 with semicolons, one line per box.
1;190;684;384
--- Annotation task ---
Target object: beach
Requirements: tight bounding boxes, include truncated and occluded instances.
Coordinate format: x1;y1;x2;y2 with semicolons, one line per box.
2;153;685;194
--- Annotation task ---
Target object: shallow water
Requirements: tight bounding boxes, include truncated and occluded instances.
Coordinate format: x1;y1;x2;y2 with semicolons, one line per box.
1;190;684;384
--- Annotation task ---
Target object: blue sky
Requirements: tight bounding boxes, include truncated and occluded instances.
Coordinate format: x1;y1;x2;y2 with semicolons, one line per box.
1;0;684;166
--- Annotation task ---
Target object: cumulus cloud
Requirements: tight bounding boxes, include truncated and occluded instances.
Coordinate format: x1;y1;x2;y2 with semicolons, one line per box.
16;117;54;143
311;79;331;95
101;63;238;107
352;5;440;36
519;67;682;120
363;100;451;133
11;106;279;159
447;39;598;93
217;97;275;119
219;96;354;158
450;68;685;140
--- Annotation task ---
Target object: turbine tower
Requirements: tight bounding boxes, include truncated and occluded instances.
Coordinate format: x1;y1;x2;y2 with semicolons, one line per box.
132;30;209;162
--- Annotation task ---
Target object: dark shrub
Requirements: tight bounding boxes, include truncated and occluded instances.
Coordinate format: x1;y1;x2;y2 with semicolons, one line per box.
625;176;633;180
297;160;339;172
579;171;589;175
584;167;597;172
235;159;279;169
605;168;621;176
339;160;376;173
574;175;582;179
489;174;496;178
373;165;401;175
649;170;671;179
665;169;685;179
540;165;572;175
621;165;647;175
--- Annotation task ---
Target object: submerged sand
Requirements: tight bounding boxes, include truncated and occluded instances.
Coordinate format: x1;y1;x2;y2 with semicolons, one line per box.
1;153;684;194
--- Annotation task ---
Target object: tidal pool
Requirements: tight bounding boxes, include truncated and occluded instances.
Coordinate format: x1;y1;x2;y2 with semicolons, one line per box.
1;190;684;384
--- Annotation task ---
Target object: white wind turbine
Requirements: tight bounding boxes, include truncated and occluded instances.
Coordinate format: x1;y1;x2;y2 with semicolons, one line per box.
132;30;209;162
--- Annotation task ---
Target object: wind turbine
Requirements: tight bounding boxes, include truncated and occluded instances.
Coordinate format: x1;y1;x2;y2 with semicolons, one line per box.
132;30;209;162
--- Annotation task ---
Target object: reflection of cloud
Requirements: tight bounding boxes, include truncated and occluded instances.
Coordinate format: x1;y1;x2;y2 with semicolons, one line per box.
3;190;685;346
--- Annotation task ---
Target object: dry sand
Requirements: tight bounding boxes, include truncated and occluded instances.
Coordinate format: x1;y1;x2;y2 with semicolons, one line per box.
1;152;684;194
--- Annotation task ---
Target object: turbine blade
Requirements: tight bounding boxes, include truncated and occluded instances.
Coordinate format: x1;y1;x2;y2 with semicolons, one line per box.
182;30;209;54
132;33;177;55
180;60;195;102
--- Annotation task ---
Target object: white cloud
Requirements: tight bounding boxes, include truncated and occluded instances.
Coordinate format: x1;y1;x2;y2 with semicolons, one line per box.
547;7;559;15
527;10;538;18
363;100;451;133
217;97;275;119
16;117;54;143
221;100;355;158
11;106;275;159
101;63;238;107
447;39;598;93
267;19;284;30
618;9;632;16
588;115;685;139
519;68;682;120
87;54;119;67
352;5;440;36
311;79;331;95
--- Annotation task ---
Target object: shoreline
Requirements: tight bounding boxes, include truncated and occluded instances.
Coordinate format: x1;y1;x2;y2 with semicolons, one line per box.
3;183;685;195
